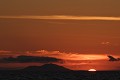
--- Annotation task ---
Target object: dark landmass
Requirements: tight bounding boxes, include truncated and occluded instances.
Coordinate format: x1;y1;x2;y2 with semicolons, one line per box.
23;64;70;72
0;64;120;80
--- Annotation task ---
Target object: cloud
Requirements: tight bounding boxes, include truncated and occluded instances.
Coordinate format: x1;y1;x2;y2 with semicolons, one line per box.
2;55;62;63
0;50;107;61
26;50;107;60
0;50;11;53
0;50;13;57
0;15;120;21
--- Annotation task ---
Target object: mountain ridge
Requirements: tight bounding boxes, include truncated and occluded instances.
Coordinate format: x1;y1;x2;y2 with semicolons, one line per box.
23;63;71;72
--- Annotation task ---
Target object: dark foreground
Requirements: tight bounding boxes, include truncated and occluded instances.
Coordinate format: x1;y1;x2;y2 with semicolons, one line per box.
0;70;120;80
0;64;120;80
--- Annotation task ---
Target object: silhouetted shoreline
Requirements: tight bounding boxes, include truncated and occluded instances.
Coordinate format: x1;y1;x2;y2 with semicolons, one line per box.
0;64;120;80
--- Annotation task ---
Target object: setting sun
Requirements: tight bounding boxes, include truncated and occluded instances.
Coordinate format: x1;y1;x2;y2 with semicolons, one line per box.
88;69;97;72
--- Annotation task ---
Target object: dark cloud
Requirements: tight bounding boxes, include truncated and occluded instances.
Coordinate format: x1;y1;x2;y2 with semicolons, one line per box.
2;55;62;63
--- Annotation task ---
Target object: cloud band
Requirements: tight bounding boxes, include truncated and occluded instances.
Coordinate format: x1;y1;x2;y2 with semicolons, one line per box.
0;15;120;21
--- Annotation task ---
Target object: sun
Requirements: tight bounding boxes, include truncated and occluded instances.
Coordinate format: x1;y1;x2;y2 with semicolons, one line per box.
88;69;97;72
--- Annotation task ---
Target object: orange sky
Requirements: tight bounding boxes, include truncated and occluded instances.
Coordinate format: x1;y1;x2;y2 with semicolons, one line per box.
0;0;120;70
0;0;120;54
0;0;120;16
0;19;120;54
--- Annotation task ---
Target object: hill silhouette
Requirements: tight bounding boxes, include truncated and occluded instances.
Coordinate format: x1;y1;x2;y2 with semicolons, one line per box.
0;65;120;80
23;64;71;72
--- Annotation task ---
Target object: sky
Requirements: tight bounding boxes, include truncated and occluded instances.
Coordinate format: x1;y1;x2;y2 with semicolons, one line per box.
0;0;120;71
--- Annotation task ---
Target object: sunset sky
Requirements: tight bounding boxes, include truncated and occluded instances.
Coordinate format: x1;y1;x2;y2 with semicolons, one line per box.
0;0;120;71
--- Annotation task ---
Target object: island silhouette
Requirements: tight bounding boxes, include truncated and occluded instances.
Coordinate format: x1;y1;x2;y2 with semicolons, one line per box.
23;63;71;72
0;63;120;80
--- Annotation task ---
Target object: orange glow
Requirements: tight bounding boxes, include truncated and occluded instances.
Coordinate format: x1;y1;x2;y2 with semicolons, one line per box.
78;54;106;60
26;50;107;60
88;69;97;72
